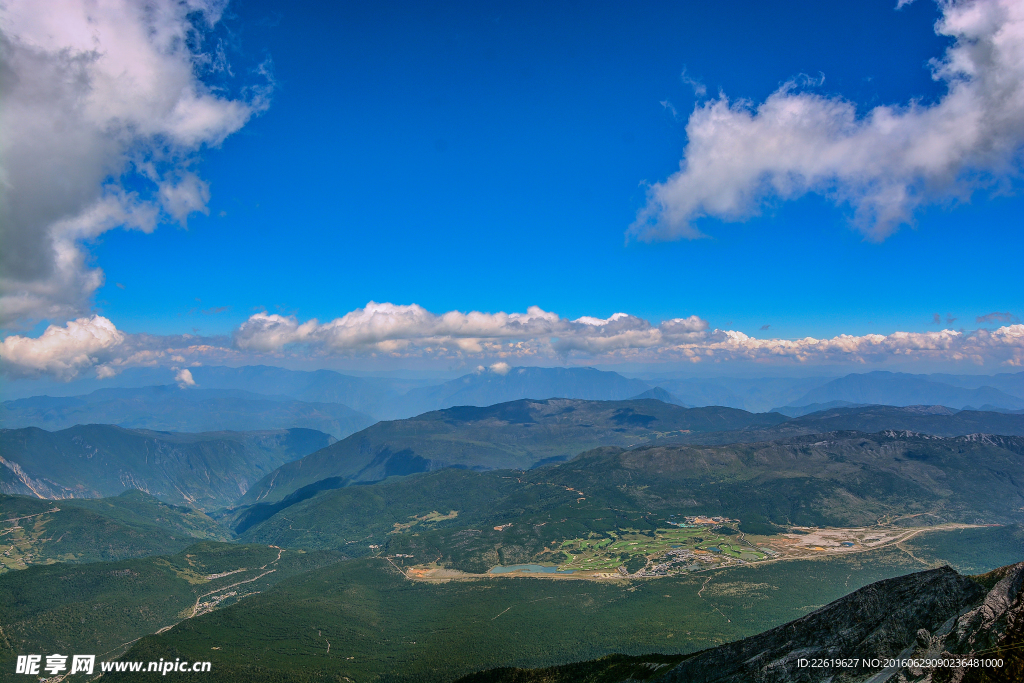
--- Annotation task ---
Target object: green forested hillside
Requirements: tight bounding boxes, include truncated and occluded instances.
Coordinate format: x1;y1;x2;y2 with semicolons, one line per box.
536;432;1024;528
0;425;334;509
103;527;1023;683
237;431;1024;570
238;399;788;506
0;541;342;666
3;407;1023;683
0;491;230;571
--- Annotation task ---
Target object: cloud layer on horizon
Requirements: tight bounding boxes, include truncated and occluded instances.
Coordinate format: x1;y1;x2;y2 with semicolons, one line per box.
630;0;1024;242
0;0;268;326
2;304;1021;381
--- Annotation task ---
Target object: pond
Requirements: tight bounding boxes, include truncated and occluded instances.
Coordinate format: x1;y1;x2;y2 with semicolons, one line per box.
489;564;576;574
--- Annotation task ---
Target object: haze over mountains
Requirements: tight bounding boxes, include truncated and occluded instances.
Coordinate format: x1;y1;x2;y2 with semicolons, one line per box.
2;369;1023;682
0;385;374;438
4;395;1024;517
3;367;1023;434
777;371;1024;412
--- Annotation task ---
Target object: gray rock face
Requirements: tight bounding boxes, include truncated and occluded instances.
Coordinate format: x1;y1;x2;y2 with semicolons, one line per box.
657;567;986;683
888;562;1024;683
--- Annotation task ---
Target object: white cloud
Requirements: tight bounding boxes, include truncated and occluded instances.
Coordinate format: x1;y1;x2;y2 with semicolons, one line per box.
0;315;125;380
630;0;1024;242
0;315;242;380
0;0;268;326
489;362;511;375
175;368;197;387
233;302;565;353
228;302;1024;368
4;307;1023;381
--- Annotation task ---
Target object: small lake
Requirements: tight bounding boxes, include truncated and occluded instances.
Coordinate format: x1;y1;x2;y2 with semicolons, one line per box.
489;564;576;574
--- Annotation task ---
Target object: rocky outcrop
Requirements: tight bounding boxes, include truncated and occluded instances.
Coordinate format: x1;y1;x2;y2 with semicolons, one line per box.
657;566;986;683
887;562;1024;683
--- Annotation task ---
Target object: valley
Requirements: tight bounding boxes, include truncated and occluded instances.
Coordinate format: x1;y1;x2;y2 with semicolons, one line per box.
97;525;1024;683
7;0;1024;676
1;379;1022;681
391;521;994;583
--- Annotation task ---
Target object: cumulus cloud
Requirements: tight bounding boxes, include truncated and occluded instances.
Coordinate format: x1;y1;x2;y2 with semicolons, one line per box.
0;315;239;380
630;0;1024;242
0;0;268;326
233;302;565;353
0;315;125;380
4;305;1024;380
226;302;1024;368
232;302;717;358
174;368;196;387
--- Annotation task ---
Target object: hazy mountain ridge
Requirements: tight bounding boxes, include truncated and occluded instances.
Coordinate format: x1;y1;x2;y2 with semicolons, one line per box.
4;367;1023;432
0;425;334;509
650;375;832;413
235;399;789;508
392;366;654;418
5;398;1022;522
630;387;691;406
0;384;375;438
787;371;1024;411
183;365;407;416
694;404;1024;444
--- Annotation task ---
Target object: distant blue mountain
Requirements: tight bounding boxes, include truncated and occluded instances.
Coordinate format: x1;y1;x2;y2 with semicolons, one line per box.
0;385;374;438
771;400;870;417
787;371;1024;410
630;386;691;407
392;366;653;417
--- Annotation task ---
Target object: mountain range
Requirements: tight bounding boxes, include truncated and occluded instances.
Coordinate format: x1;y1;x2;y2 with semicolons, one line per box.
777;371;1024;412
4;398;1023;522
0;425;334;509
4;366;1023;428
2;392;1022;681
687;404;1024;445
234;399;790;509
234;399;1024;517
0;384;375;438
235;430;1024;561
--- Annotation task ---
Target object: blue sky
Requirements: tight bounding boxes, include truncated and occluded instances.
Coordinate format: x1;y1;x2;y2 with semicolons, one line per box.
1;0;1022;380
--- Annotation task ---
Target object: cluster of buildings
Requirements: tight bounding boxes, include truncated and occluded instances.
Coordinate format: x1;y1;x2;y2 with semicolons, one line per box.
666;514;734;528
